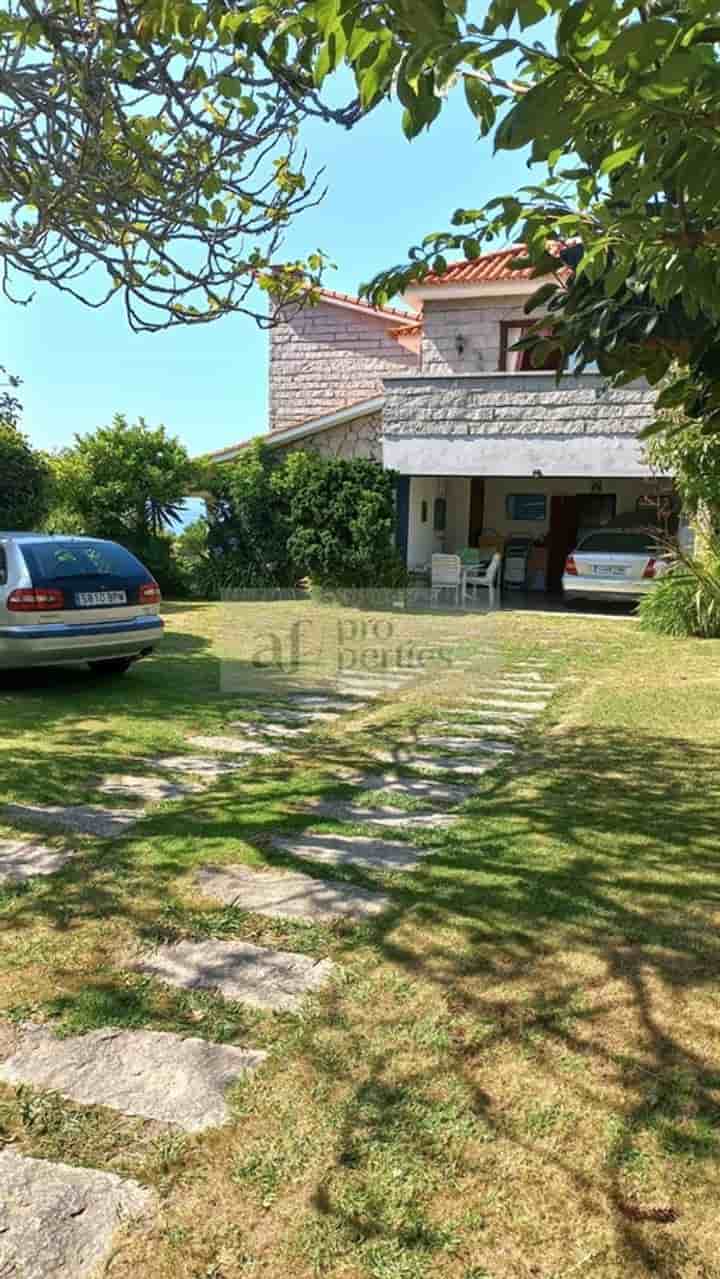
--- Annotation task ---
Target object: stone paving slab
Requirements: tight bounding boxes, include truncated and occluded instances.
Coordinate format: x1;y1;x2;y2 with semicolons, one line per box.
0;837;73;883
196;864;390;922
355;774;472;805
433;721;521;737
416;736;516;754
272;832;429;872
0;1149;157;1279
153;754;251;778
186;735;279;756
334;683;383;699
253;707;340;723
0;1024;265;1132
399;755;498;777
288;695;367;711
3;803;138;839
97;775;203;802
305;803;456;831
134;939;335;1013
228;720;311;738
459;706;537;722
463;698;547;712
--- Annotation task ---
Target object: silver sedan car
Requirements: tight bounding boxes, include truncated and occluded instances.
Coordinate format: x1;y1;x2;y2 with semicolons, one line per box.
0;534;164;673
562;526;669;603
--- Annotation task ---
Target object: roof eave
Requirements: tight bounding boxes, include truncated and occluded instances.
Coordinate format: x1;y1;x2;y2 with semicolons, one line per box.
405;277;550;307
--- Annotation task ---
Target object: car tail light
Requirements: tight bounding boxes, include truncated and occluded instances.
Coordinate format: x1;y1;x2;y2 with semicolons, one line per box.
642;558;657;579
139;581;161;605
7;587;64;611
564;555;578;576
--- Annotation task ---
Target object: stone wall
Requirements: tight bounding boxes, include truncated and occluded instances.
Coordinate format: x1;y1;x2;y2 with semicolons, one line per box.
421;296;533;375
275;411;382;462
269;303;417;433
383;374;656;437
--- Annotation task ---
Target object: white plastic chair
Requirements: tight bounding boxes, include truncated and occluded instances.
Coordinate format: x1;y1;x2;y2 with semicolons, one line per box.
463;551;502;607
430;554;462;606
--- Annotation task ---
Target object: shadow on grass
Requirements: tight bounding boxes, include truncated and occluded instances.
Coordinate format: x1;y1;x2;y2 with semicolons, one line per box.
2;720;720;1275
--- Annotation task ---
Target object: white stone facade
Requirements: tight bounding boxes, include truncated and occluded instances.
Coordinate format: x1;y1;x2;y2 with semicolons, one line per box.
421;296;532;375
277;411;382;462
269;302;417;434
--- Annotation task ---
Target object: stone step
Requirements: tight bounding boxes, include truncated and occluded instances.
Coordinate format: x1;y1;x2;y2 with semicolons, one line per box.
355;774;472;805
97;775;203;802
400;755;498;777
251;707;340;723
305;803;456;831
196;864;390;922
0;837;74;883
416;736;517;754
3;803;138;839
133;939;335;1013
287;695;368;711
463;698;547;713
227;720;311;738
153;755;251;778
431;721;521;737
0;1024;265;1133
0;1149;157;1279
458;706;537;722
272;833;428;872
186;735;279;756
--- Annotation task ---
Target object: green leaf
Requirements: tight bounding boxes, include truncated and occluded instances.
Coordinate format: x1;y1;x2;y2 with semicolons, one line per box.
463;75;495;135
599;145;642;176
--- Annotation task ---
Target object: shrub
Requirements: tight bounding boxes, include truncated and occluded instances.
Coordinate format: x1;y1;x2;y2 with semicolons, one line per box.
283;452;406;590
639;563;720;639
0;424;50;530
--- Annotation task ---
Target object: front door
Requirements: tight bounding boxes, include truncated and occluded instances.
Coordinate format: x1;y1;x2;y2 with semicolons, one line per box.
548;496;579;591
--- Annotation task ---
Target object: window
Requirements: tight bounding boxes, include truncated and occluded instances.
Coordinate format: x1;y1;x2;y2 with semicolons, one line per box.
433;497;447;532
420;500;428;524
499;321;563;372
21;540;146;582
0;546;6;586
506;494;547;522
578;532;659;555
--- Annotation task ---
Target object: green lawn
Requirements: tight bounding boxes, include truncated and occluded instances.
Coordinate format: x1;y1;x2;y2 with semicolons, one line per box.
1;600;720;1279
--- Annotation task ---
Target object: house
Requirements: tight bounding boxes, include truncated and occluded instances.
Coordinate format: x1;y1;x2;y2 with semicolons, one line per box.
211;247;664;592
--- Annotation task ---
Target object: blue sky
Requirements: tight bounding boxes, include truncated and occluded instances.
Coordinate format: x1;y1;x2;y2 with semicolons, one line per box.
5;83;535;462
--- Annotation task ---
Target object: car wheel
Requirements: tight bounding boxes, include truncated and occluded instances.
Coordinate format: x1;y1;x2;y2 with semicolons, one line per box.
88;657;135;676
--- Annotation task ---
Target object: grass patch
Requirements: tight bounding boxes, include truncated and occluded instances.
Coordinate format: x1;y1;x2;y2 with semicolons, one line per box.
1;600;720;1277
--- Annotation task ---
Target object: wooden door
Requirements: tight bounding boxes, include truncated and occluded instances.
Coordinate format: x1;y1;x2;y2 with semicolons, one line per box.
548;495;579;590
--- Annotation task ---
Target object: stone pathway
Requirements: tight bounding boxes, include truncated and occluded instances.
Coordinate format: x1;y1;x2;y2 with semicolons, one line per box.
305;802;456;831
228;720;311;738
250;707;340;723
3;802;138;839
415;735;516;754
392;755;497;777
0;1024;265;1133
153;754;251;778
272;832;430;872
0;836;74;884
463;697;547;713
287;694;367;710
186;734;279;756
97;775;203;802
196;864;390;922
133;939;335;1013
0;1149;156;1279
356;774;471;805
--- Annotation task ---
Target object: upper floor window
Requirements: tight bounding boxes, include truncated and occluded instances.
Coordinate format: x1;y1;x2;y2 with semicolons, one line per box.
433;497;447;532
499;321;562;372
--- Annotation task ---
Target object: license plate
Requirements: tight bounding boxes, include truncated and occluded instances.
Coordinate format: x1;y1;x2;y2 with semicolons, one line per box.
75;590;127;607
593;565;625;577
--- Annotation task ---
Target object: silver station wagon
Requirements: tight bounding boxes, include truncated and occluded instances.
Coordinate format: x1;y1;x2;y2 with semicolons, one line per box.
0;534;164;674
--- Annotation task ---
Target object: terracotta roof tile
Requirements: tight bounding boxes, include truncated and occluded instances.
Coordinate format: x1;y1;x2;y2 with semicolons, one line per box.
318;287;420;322
422;242;570;287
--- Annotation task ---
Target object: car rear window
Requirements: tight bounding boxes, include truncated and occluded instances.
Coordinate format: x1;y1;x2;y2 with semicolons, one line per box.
21;540;147;581
578;532;659;554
